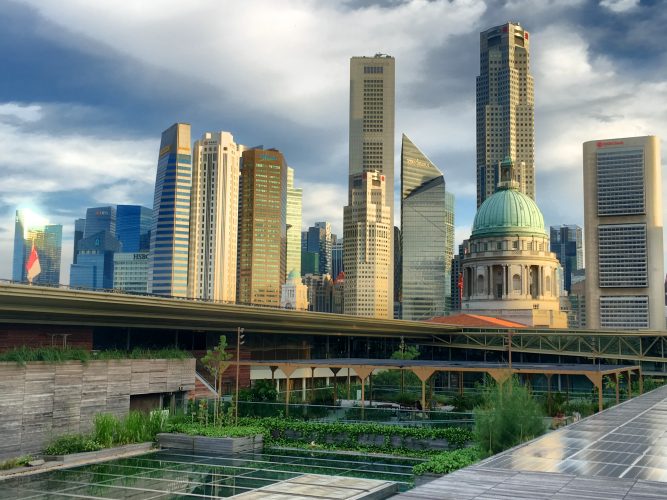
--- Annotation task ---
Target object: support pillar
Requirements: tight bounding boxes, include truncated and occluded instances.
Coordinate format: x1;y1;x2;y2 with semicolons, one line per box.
615;372;620;405
412;367;437;414
639;369;644;395
279;364;298;417
331;367;342;404
626;370;632;399
353;366;374;420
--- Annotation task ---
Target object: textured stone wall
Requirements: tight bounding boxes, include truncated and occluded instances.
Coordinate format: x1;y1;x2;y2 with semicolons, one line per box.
0;358;194;459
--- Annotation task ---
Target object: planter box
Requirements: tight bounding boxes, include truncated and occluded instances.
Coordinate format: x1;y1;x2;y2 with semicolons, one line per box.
44;442;154;463
157;433;263;454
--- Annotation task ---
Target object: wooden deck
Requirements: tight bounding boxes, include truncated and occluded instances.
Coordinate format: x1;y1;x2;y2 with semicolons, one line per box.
395;385;667;499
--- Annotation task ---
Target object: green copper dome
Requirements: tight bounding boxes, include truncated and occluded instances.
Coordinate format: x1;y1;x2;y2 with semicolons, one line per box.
472;188;547;238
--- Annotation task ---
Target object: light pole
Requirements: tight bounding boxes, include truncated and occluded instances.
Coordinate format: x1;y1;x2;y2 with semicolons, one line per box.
235;327;245;425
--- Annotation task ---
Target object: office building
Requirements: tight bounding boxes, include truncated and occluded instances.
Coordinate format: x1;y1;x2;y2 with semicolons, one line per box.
148;123;192;297
332;238;344;280
343;171;391;318
73;218;85;264
83;206;116;238
583;136;664;330
451;240;470;312
304;222;333;276
303;273;334;313
286;167;302;279
116;205;152;253
12;209;62;285
476;22;534;207
237;147;287;306
347;54;395;317
462;157;567;327
70;231;121;290
394;226;402;319
113;252;149;294
187;131;242;302
400;134;455;320
549;225;583;294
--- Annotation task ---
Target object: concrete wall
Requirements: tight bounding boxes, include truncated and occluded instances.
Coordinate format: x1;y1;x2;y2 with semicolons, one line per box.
0;358;195;459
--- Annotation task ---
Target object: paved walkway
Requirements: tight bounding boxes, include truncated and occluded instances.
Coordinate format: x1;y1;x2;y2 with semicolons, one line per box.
235;474;397;499
396;385;667;499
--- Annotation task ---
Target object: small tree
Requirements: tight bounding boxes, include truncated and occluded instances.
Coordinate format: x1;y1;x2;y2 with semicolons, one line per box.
390;338;419;394
202;335;232;424
474;376;545;456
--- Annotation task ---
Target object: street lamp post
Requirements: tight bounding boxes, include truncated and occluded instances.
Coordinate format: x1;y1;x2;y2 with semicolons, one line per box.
235;327;245;425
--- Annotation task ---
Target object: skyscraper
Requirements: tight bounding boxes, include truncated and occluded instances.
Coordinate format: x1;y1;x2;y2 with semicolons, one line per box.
12;210;62;286
286;167;302;279
549;225;583;294
476;22;534;207
187;131;242;302
332;238;344;279
71;206;121;290
116;205;152;253
400;134;455;320
73;218;85;264
583;136;664;330
343;171;391;318
148;123;192;297
347;54;395;317
305;222;333;276
237;147;287;306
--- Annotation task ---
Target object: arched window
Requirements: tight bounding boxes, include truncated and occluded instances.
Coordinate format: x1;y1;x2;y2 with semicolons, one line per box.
477;274;485;294
512;274;521;291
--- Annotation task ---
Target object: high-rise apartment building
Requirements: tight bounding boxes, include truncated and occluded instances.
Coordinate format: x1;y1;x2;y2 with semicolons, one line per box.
305;222;333;276
187;132;242;302
476;22;534;207
148;123;192;297
12;210;62;285
400;134;455;320
550;225;583;294
237;147;287;306
583;136;664;330
286;167;302;278
343;171;391;318
347;54;395;317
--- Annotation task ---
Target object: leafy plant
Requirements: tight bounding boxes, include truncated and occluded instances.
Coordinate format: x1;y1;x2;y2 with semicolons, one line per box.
168;422;266;438
413;447;480;475
201;335;232;424
93;413;120;448
0;346;191;365
474;377;545;456
0;455;31;470
44;435;102;455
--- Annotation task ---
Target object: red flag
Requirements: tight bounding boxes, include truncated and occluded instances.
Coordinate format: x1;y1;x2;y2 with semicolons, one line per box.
457;272;464;303
26;243;41;283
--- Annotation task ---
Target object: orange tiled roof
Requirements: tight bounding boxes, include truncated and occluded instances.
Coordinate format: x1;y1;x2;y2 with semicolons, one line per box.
427;313;527;328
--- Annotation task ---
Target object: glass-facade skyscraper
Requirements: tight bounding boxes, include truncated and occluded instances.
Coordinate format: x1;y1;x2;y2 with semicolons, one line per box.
117;205;152;253
304;222;332;276
12;210;62;285
148;123;192;297
549;225;583;294
237;147;287;306
70;231;121;290
400;134;455;321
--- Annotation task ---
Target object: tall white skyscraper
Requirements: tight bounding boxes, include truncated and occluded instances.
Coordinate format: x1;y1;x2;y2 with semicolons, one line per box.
187;131;242;302
343;171;391;318
583;136;664;330
286;167;302;279
148;123;191;297
476;22;534;207
345;54;395;318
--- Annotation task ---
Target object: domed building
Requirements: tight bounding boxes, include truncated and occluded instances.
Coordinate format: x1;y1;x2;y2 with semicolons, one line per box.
462;158;567;328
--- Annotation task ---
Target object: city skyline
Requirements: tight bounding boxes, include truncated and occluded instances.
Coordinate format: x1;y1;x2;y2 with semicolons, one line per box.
1;1;667;283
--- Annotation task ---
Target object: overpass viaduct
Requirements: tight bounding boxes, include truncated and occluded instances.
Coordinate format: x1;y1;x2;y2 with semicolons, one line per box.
1;283;666;375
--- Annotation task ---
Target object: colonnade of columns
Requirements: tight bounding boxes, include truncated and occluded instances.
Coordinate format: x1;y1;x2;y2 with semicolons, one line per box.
464;263;557;300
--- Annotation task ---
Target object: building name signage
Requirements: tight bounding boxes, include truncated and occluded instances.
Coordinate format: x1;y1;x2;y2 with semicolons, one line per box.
133;253;148;260
597;140;624;148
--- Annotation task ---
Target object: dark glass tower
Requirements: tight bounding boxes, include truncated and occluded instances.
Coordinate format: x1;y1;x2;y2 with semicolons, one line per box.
550;225;583;294
116;205;152;252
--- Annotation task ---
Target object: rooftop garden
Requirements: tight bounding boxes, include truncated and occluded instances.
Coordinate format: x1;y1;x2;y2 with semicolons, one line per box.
0;346;191;364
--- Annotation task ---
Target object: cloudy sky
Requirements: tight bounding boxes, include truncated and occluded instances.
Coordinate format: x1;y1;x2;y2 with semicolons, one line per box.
1;0;666;284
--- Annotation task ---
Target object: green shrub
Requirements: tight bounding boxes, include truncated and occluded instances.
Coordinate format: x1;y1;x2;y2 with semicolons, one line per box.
474;377;545;456
413;447;480;475
0;455;31;470
168;422;266;438
239;380;278;402
0;346;191;365
44;435;102;455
